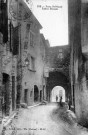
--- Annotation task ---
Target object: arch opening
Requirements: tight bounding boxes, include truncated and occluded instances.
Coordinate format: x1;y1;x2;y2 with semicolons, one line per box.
46;71;71;102
51;86;66;102
34;85;39;102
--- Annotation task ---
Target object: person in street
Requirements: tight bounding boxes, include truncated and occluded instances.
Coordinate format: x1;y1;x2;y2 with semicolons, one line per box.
56;95;58;102
68;96;71;110
59;96;63;107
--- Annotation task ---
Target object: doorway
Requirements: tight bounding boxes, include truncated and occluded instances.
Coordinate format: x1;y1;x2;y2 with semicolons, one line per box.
34;85;39;102
43;85;45;100
24;89;28;104
40;90;42;102
12;76;15;111
2;73;10;116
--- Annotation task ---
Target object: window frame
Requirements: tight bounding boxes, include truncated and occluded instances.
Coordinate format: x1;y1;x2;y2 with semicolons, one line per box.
30;30;35;47
29;56;36;71
58;49;63;59
25;24;30;39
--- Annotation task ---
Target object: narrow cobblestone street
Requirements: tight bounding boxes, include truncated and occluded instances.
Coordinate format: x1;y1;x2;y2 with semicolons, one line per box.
1;103;88;135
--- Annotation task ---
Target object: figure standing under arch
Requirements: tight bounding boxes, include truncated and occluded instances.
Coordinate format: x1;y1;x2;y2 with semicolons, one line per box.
59;96;63;107
51;86;65;103
56;95;58;102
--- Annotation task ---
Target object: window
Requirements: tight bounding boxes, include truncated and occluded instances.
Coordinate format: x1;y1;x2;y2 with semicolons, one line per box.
30;32;35;47
30;56;35;71
12;76;15;111
0;1;8;43
12;26;19;55
24;41;28;49
58;53;63;59
59;49;62;53
58;49;63;59
25;24;30;39
24;89;28;104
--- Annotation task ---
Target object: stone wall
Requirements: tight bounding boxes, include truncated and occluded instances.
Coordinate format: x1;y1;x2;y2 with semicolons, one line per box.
46;45;70;101
68;0;82;119
46;71;70;102
78;2;88;124
69;0;88;125
19;4;47;105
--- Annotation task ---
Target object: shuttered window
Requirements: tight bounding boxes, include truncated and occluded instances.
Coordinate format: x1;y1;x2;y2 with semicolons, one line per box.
30;32;35;47
12;26;19;55
0;0;8;43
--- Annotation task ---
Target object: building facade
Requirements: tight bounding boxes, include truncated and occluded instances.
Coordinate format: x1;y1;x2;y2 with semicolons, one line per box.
15;1;49;105
0;0;49;119
0;0;18;118
69;0;88;126
46;45;71;102
81;0;88;126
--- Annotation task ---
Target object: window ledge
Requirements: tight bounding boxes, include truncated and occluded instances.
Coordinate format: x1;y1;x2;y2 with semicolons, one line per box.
28;69;36;72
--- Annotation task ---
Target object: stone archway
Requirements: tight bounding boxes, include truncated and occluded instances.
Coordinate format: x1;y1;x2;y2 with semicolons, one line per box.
46;71;71;102
34;85;39;102
51;86;65;102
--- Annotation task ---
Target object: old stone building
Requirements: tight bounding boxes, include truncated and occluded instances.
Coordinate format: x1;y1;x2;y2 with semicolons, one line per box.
0;0;18;118
46;45;70;102
69;0;88;126
68;0;81;117
81;0;88;126
13;1;49;106
40;34;50;101
0;0;49;119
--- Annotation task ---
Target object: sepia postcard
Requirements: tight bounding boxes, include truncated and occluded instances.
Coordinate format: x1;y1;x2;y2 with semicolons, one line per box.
0;0;88;135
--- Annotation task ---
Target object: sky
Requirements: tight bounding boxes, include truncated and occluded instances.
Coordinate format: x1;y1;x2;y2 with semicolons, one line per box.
31;0;68;46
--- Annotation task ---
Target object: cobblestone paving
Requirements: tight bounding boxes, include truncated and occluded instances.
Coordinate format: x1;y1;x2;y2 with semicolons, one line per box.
1;103;88;135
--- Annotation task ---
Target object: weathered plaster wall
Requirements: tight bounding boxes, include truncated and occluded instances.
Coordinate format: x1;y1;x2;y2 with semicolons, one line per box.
69;0;88;124
81;3;88;47
68;0;82;119
20;7;47;105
